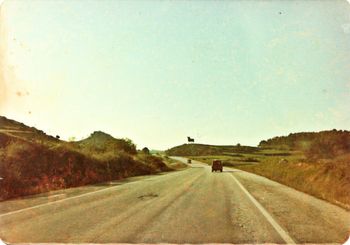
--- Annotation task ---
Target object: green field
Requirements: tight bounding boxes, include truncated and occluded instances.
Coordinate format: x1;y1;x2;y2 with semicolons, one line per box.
189;149;350;210
189;148;302;167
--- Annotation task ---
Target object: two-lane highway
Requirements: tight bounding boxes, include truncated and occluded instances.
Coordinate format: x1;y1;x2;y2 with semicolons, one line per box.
0;157;349;243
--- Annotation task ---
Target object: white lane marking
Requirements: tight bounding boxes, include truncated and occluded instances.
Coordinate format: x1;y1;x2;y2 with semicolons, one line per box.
230;174;296;244
48;194;66;198
0;170;188;218
0;185;121;218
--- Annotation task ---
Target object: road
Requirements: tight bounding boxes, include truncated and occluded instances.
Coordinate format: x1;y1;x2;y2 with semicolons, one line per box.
0;157;349;244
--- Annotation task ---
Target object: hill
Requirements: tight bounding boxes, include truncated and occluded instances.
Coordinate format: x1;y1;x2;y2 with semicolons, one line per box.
75;131;137;155
183;130;350;209
259;129;350;159
0;116;59;145
0;116;171;200
166;143;258;156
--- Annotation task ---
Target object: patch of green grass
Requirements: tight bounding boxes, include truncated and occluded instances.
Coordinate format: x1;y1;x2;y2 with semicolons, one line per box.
192;154;262;167
161;156;188;170
191;151;350;209
238;153;349;210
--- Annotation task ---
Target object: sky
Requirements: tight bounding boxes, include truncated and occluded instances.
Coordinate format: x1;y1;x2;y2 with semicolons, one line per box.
0;0;350;150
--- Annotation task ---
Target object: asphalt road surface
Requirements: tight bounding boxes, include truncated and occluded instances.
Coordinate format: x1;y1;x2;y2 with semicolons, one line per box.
0;157;349;244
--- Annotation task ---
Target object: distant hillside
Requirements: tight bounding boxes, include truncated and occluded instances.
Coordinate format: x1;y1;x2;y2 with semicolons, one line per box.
75;131;137;155
166;143;258;156
183;130;350;209
259;129;350;159
0;116;59;145
166;130;350;159
0;116;170;200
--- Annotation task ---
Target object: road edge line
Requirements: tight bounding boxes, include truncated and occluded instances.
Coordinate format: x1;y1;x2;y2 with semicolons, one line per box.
229;174;296;244
0;168;191;218
0;185;121;218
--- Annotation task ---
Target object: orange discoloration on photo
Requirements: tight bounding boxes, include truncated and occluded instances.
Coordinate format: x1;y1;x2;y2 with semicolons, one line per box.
0;2;28;113
0;4;8;112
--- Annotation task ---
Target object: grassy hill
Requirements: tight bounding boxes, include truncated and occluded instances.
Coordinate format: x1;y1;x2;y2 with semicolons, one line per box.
177;130;350;209
259;130;350;159
0;116;60;145
166;143;258;156
0;116;171;200
75;131;137;155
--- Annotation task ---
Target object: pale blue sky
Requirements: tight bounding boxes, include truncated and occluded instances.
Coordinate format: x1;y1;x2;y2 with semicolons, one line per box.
1;0;350;149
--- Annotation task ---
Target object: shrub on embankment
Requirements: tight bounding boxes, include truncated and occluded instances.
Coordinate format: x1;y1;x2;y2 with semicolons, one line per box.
238;130;350;209
0;117;170;200
235;154;350;209
183;130;350;209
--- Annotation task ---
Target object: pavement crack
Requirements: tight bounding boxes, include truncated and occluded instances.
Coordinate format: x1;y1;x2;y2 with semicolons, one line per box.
137;193;159;200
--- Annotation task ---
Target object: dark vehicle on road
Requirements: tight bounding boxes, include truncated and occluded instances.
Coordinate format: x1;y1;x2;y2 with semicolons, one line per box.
187;159;192;164
212;160;223;172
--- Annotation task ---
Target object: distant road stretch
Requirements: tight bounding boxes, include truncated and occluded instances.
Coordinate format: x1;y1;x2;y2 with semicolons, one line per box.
0;157;349;244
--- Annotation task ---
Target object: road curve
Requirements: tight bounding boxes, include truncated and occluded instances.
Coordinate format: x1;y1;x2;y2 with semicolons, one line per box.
0;157;349;244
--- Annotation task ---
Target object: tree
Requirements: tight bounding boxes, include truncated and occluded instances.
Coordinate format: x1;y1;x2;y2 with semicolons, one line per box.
122;138;137;154
142;147;150;154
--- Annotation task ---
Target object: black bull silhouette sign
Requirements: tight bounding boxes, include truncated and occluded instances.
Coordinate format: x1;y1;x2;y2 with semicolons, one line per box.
187;137;194;143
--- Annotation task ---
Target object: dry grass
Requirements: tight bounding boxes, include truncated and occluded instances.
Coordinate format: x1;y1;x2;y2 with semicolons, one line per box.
0;129;172;200
235;155;350;209
194;151;350;210
161;156;188;169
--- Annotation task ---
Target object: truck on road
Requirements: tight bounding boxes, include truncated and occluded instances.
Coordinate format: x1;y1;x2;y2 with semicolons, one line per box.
212;160;223;172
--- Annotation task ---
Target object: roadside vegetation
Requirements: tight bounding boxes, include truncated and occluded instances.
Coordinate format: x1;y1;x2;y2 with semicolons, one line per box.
161;156;188;169
0;116;176;200
167;130;350;210
165;143;257;156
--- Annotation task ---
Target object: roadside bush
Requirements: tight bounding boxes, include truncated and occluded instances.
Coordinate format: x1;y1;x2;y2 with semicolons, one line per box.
305;132;350;160
0;131;169;200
